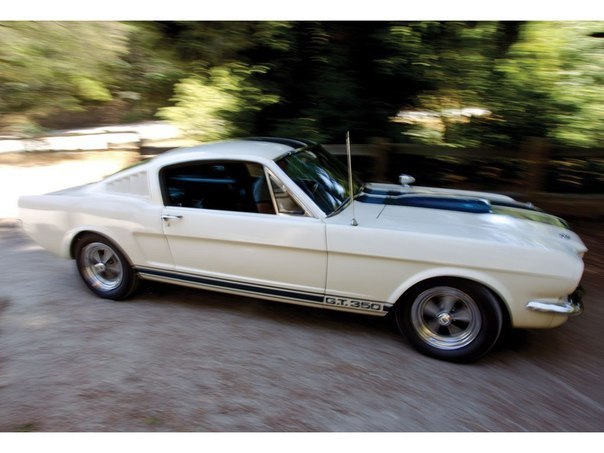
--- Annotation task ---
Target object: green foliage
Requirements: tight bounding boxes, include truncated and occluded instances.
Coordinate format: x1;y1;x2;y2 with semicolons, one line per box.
73;76;113;102
1;21;603;148
240;22;417;143
542;22;604;147
157;64;278;141
0;22;130;120
389;21;604;148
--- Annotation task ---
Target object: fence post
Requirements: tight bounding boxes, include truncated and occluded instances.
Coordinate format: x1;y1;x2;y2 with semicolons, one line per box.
522;137;550;197
369;137;390;182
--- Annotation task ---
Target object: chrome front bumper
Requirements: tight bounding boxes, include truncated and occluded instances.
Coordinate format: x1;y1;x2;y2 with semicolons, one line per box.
526;286;584;316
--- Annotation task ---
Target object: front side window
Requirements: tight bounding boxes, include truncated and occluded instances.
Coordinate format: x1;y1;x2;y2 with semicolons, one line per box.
161;161;276;214
267;172;307;216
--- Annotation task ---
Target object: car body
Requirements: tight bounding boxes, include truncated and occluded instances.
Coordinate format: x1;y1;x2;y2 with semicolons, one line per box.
18;137;587;361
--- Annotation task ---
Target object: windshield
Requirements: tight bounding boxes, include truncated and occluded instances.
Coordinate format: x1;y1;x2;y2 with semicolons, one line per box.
276;145;363;215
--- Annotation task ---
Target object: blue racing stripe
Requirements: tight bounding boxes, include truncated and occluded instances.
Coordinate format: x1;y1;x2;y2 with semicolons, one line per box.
136;267;324;303
135;267;392;314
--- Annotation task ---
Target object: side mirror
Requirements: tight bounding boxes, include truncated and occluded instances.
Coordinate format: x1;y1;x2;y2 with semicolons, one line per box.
399;174;416;187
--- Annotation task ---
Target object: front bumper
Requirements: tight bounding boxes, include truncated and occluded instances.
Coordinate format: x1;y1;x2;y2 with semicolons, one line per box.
526;286;584;316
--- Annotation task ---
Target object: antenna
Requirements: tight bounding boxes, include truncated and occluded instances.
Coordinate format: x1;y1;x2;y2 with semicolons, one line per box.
346;131;358;227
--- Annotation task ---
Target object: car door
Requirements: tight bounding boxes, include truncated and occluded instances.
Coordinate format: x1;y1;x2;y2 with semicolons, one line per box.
157;159;327;304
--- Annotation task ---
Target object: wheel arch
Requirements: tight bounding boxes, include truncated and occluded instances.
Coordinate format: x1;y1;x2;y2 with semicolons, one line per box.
390;270;512;329
69;229;134;268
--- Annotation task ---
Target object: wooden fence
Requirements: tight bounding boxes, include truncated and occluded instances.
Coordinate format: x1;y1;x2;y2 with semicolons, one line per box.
324;140;604;219
1;132;601;219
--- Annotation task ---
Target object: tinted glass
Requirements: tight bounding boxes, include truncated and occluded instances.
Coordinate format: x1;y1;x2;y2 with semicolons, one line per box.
277;146;362;215
161;161;275;214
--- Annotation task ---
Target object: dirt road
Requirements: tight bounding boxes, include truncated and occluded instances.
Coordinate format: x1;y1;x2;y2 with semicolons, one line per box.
0;220;603;432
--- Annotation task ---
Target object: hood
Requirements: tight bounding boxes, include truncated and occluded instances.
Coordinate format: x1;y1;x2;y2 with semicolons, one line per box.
349;183;587;257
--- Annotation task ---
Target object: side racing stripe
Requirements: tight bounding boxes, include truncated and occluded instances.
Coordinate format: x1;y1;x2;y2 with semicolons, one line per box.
135;266;392;314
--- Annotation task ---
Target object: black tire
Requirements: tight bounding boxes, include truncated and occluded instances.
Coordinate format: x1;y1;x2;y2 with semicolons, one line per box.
75;234;139;300
395;278;503;362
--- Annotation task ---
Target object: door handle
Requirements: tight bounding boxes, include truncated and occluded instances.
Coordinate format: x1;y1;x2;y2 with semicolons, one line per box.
162;214;183;221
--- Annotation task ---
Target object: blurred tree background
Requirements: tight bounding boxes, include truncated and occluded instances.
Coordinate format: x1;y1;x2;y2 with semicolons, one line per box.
0;20;603;147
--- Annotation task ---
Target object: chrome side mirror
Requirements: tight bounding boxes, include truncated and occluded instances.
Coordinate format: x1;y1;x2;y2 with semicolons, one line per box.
399;174;416;187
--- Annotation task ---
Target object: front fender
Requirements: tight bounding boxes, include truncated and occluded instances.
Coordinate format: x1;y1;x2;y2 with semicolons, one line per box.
387;266;580;329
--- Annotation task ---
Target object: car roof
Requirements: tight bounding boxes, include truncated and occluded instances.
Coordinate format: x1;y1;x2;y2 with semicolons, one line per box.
152;138;314;166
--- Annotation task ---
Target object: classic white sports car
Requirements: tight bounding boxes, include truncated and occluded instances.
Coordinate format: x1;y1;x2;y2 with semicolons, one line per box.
18;137;586;362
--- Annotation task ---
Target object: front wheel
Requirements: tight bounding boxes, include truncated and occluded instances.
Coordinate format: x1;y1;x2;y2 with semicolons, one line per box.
395;279;503;362
75;234;138;300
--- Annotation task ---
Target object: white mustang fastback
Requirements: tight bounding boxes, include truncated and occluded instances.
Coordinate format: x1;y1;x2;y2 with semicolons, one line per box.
18;138;587;361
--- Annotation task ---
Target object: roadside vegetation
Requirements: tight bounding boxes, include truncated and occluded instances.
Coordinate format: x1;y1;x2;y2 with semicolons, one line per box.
1;21;603;147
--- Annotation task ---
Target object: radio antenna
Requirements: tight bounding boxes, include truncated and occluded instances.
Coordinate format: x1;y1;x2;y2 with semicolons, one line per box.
346;131;358;227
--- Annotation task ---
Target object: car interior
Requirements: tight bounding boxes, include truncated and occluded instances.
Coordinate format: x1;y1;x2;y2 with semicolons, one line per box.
161;161;276;214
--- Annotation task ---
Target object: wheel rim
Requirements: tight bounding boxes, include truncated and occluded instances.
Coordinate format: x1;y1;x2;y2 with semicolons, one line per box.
81;242;124;292
410;286;482;350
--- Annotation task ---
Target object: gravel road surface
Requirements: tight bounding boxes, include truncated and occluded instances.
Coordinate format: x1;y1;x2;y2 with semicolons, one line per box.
0;220;603;432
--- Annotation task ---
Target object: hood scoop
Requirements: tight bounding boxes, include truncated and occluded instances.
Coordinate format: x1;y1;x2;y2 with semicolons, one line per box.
358;192;491;214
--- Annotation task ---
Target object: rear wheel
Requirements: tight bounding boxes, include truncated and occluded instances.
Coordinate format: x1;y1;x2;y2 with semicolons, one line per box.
75;234;138;300
395;278;503;362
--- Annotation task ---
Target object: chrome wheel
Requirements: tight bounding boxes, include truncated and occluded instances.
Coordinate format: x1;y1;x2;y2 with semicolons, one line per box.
80;242;124;292
396;279;504;362
75;234;139;300
410;286;483;351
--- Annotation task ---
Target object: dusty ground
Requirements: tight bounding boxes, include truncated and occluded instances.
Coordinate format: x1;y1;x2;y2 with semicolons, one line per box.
0;219;602;432
1;150;603;432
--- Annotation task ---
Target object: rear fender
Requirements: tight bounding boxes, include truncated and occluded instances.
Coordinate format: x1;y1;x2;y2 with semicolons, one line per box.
64;226;120;259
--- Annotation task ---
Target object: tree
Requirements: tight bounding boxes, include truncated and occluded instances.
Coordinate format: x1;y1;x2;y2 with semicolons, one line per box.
0;22;131;133
239;22;431;142
1;21;603;148
388;21;604;148
157;64;278;141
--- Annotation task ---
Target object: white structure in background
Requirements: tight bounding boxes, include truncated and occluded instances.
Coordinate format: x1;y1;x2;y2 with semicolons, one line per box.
395;107;491;123
0;121;184;154
0;122;188;218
